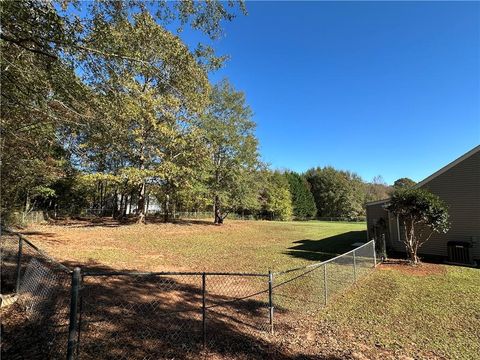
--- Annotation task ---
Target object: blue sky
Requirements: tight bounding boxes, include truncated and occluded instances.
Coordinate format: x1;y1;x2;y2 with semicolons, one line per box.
181;1;480;185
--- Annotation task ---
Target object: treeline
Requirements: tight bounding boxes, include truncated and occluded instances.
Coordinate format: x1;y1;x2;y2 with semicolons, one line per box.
15;165;392;222
0;1;393;225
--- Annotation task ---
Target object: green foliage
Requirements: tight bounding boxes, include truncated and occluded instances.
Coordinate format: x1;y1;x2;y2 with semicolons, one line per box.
393;177;417;189
0;0;397;227
199;79;261;221
0;0;248;224
50;174;92;213
306;167;364;219
386;188;449;263
386;188;450;234
285;172;317;219
0;0;91;220
259;171;293;221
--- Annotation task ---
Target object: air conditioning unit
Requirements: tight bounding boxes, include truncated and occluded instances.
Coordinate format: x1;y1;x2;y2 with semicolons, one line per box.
447;241;473;265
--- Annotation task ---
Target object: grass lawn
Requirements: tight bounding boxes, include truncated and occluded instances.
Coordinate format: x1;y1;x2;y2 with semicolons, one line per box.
15;219;480;359
21;219;367;272
319;262;480;359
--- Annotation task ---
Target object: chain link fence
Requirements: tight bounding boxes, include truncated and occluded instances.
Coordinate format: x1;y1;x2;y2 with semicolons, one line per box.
77;271;271;359
1;230;72;359
1;229;376;359
272;241;376;332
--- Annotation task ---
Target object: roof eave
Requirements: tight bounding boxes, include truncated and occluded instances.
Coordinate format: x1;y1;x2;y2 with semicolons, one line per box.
414;145;480;189
365;198;390;206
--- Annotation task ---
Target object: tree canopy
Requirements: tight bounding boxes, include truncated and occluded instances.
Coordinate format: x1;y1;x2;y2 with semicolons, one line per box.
386;188;450;264
393;177;417;189
285;172;317;219
0;0;247;224
260;171;293;221
305;167;365;219
1;1;394;226
199;79;261;223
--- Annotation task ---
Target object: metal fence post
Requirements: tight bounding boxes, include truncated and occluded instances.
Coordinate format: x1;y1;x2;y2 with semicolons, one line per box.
76;275;84;359
67;267;81;360
202;273;206;348
268;271;274;334
323;264;328;306
373;240;377;267
381;234;387;261
353;250;357;283
15;235;23;293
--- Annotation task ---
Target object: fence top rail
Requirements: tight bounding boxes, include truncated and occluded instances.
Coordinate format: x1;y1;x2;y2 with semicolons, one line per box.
83;270;269;277
273;239;375;276
1;228;73;274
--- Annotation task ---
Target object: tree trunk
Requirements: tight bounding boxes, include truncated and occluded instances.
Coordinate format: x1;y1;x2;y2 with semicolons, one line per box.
137;182;146;224
99;181;104;216
163;194;170;223
146;192;150;217
23;190;30;224
403;219;419;265
117;193;124;220
104;182;108;215
410;251;419;264
128;192;133;215
112;187;118;218
93;182;97;211
24;190;31;214
214;195;223;225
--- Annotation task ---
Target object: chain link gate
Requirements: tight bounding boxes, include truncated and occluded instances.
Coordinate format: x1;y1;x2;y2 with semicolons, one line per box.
74;271;272;359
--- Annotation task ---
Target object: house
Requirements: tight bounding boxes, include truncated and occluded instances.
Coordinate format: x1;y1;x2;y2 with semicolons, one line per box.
366;145;480;265
123;194;162;215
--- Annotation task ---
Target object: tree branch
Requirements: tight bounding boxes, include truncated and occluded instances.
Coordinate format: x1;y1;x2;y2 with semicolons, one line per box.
0;33;58;60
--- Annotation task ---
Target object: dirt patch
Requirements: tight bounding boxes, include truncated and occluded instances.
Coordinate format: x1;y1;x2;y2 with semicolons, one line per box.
378;260;446;276
271;318;444;360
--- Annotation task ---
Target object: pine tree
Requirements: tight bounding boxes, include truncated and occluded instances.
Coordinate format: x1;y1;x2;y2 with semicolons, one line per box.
285;172;317;219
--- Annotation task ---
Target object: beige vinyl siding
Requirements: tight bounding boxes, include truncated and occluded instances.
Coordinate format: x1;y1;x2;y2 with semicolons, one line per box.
388;213;404;253
367;202;403;252
366;202;390;242
418;151;480;259
366;147;480;261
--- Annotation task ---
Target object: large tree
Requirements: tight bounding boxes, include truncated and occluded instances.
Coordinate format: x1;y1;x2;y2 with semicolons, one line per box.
285;172;317;219
0;0;247;224
393;177;417;189
386;188;449;264
199;80;261;224
0;0;93;222
79;10;212;223
306;166;364;219
260;170;293;221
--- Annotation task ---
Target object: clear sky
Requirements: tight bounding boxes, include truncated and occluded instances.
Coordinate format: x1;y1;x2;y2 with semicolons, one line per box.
182;1;480;185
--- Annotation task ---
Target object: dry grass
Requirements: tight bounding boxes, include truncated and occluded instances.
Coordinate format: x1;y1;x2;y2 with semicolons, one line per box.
11;219;480;359
20;219;367;273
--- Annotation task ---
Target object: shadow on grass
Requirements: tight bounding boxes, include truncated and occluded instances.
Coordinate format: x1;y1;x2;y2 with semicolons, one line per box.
45;216;217;228
16;230;58;237
156;218;216;226
285;230;367;262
